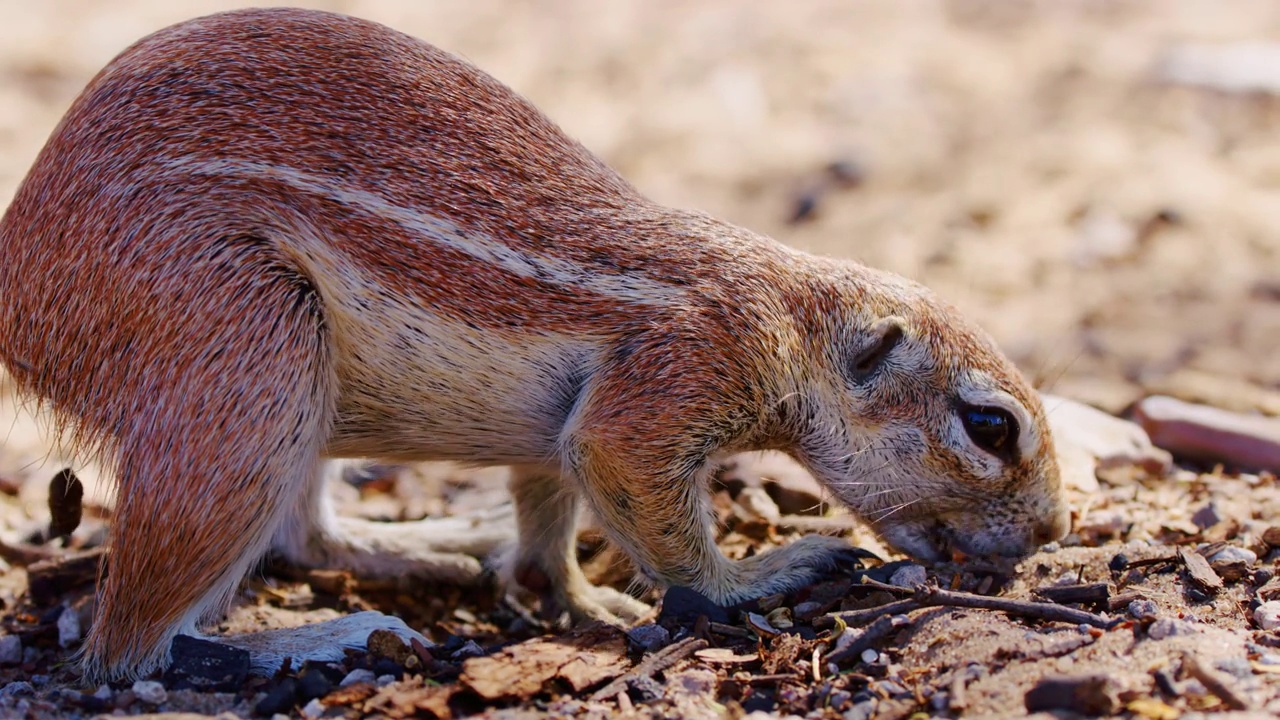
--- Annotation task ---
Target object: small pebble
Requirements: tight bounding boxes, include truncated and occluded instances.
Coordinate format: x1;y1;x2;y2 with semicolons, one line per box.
827;689;852;709
860;648;878;664
29;675;49;687
930;691;951;711
1257;653;1280;666
1214;657;1253;680
1253;601;1280;630
449;640;485;661
1255;568;1275;586
1128;599;1158;620
1121;568;1146;586
0;682;33;697
843;700;875;720
877;680;908;696
1108;554;1130;573
1207;546;1256;566
254;678;298;716
296;667;337;702
300;698;325;719
659;586;731;624
57;606;81;648
112;690;136;710
376;674;397;687
130;680;167;706
794;601;824;621
1191;503;1222;530
888;564;927;588
627;623;671;653
1041;541;1061;553
340;669;377;687
0;636;20;665
1148;618;1197;640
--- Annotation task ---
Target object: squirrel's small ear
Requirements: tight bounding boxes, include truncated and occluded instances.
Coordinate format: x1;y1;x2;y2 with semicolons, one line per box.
848;316;905;381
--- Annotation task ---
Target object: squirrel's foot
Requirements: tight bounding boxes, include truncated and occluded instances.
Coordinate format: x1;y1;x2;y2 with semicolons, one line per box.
215;611;428;674
566;585;651;626
709;534;865;604
278;507;517;586
506;555;649;626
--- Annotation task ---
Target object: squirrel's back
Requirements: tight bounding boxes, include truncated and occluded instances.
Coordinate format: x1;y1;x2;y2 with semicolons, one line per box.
0;7;803;463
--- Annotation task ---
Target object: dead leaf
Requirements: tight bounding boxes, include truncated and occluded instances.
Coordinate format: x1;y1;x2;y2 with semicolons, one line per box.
460;624;628;700
364;677;454;720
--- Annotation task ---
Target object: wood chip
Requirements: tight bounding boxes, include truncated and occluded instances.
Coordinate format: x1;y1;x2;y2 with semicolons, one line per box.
1034;582;1112;606
1181;652;1252;711
1177;547;1223;594
1024;674;1120;715
460;624;628;700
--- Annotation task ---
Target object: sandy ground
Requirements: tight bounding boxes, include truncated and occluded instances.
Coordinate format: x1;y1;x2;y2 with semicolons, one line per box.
0;1;1279;718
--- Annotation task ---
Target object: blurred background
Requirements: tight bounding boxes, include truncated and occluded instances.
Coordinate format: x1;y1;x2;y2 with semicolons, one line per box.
1;0;1277;415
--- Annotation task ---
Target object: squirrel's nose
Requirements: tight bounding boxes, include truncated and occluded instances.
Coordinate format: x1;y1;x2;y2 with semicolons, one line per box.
1033;508;1071;546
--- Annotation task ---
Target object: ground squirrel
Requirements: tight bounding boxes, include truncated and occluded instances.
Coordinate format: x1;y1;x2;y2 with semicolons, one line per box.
0;8;1069;681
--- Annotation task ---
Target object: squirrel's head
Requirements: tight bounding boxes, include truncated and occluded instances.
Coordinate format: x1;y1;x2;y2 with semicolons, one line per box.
787;263;1069;562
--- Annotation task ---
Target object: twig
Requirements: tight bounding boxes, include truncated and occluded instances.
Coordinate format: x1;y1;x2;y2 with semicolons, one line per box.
1181;652;1251;711
744;673;802;685
912;585;1121;629
708;621;752;638
590;637;707;701
856;577;916;596
816;597;922;629
1033;582;1111;607
826;615;900;665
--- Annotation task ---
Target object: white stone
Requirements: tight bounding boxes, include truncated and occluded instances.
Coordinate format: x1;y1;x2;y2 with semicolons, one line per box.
300;698;326;719
56;607;81;649
1254;601;1280;630
0;636;20;665
888;564;927;588
130;680;167;705
340;668;377;687
1207;546;1257;566
1127;599;1158;620
1148;618;1197;640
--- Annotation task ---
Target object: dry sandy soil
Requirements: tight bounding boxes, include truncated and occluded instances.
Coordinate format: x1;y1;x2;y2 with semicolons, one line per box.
0;1;1279;718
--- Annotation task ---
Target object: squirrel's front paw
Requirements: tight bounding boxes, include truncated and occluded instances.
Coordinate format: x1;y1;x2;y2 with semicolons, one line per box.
717;534;873;604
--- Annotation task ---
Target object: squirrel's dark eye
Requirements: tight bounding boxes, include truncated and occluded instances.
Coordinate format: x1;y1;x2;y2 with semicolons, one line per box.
959;405;1019;461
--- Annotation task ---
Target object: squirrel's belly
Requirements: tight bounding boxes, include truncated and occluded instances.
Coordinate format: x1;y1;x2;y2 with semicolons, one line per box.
322;300;598;465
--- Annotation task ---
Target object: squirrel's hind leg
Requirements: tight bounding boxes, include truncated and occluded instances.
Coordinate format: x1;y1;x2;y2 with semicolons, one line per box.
269;460;515;585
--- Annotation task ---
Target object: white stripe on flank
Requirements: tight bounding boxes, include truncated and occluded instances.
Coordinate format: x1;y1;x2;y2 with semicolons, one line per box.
160;157;683;305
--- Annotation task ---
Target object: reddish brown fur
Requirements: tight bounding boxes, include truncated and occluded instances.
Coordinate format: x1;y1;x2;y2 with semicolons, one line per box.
0;8;1067;681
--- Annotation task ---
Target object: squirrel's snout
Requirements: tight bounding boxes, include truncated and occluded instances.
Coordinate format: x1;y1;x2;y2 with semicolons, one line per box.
1034;507;1071;546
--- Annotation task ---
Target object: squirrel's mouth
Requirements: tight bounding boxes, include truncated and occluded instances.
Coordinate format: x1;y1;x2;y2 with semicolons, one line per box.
875;520;950;562
877;519;1041;563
